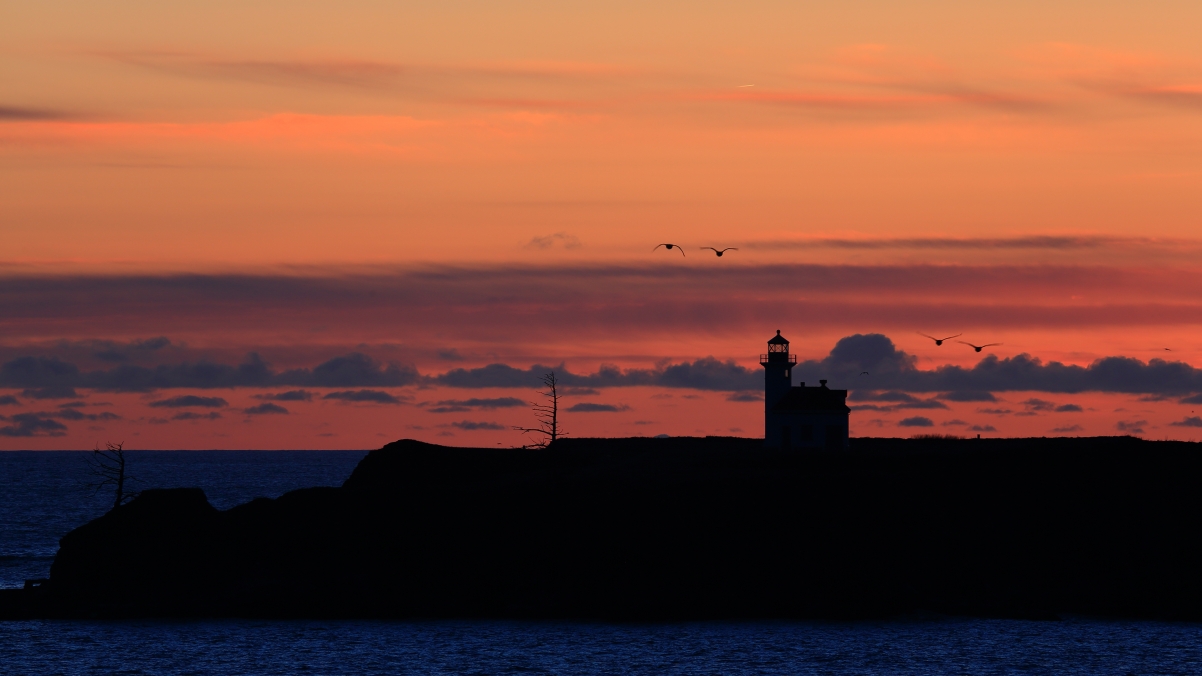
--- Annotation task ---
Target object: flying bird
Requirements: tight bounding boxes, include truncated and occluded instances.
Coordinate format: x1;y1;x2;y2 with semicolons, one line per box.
701;247;737;257
653;244;686;256
918;332;961;346
860;371;869;376
958;341;1003;353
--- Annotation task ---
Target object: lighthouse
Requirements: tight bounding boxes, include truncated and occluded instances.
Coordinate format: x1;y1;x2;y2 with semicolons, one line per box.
760;330;850;451
761;330;794;412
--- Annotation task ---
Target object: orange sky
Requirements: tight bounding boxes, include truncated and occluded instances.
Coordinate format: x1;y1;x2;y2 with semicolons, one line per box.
3;2;1202;447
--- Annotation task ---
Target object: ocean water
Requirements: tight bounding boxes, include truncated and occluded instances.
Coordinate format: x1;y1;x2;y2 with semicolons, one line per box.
3;617;1202;674
3;451;1202;675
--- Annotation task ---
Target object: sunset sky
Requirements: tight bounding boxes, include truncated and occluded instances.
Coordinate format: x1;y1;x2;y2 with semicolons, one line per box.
3;1;1202;448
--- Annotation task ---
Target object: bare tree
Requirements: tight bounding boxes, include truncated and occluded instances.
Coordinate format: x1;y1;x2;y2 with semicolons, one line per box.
86;442;138;511
512;371;567;449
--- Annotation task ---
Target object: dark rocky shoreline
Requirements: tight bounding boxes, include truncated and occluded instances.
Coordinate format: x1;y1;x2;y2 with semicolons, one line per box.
5;435;1202;621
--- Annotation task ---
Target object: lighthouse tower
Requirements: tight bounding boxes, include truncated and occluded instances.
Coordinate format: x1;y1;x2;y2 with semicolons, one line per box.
761;330;794;410
760;330;850;451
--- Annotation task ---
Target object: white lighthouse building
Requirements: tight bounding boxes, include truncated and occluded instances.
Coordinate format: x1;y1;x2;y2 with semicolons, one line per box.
760;330;850;450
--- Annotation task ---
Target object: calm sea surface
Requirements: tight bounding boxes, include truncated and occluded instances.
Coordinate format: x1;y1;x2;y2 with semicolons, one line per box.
3;451;1202;675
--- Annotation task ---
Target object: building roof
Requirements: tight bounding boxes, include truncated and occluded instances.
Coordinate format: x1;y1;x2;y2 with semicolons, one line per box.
771;385;850;414
768;330;789;345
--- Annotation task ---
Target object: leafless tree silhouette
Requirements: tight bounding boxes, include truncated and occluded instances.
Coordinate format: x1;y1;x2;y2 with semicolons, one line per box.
513;371;567;449
85;441;138;511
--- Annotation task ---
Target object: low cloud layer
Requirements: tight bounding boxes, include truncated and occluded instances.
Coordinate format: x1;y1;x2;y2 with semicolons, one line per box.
566;402;630;413
243;403;288;415
849;390;948;412
0;352;417;393
149;395;228;408
22;386;79;400
450;420;506;431
433;357;759;392
526;232;582;250
424;396;527;413
1116;420;1148;434
793;334;1202;396
254;390;313;402
0;413;68;437
323;390;403;404
3;333;1202;402
35;408;120;422
173;411;222;421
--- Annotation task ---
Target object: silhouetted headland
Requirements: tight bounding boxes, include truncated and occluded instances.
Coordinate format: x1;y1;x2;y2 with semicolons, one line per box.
6;435;1202;621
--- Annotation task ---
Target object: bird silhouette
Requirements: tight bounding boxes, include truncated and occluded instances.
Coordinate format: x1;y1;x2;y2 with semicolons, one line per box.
958;341;1002;353
701;247;737;257
918;332;961;346
653;244;686;256
860;371;869;376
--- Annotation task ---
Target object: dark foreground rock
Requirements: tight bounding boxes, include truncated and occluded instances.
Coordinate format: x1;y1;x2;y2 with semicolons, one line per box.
8;435;1202;620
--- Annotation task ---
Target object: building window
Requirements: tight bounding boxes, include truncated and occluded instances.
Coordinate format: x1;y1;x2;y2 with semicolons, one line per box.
799;425;813;441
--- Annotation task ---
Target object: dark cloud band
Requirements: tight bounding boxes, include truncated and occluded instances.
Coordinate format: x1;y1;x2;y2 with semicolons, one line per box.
793;334;1202;396
3;333;1202;399
4;265;1202;349
0;352;417;393
0;105;70;121
739;236;1193;251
